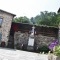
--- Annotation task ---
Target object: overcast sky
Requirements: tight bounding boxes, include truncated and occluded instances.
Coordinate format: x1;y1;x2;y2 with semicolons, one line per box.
0;0;60;18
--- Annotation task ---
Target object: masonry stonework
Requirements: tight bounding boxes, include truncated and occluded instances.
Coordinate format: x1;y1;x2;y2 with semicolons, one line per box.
35;34;55;48
0;10;15;46
14;31;56;50
14;31;29;49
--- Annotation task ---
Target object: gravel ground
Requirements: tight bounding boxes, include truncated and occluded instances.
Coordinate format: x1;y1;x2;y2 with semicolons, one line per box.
0;48;48;60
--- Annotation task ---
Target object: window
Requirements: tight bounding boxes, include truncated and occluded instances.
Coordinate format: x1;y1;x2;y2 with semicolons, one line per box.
0;33;2;40
0;18;3;26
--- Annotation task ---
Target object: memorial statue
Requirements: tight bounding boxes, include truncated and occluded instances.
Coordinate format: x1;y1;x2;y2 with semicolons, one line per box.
30;26;35;37
27;26;35;51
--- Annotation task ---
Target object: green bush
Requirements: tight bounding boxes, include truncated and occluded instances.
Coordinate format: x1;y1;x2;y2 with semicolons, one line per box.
53;45;60;56
38;45;50;53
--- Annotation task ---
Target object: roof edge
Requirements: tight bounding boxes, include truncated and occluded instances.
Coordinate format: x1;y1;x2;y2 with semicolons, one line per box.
12;22;59;29
0;9;16;17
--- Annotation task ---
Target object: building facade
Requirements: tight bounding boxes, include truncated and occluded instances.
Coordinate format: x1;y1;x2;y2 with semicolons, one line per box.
0;9;15;46
9;22;58;51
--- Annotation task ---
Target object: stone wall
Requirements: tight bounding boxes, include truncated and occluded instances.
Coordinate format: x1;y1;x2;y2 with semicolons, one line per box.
14;31;56;48
14;31;57;50
34;34;56;48
14;31;29;49
0;11;14;45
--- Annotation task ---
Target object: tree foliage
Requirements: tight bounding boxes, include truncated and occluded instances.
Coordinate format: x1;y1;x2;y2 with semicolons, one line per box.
13;11;60;27
34;11;60;27
13;16;31;24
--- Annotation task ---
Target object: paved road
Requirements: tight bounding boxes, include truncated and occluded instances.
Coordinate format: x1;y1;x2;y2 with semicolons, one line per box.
0;48;48;60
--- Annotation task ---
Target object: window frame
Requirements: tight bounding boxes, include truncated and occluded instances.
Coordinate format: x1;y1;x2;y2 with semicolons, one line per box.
0;17;3;27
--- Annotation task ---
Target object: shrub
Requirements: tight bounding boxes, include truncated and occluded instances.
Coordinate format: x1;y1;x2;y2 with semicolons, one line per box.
53;45;60;56
38;45;50;53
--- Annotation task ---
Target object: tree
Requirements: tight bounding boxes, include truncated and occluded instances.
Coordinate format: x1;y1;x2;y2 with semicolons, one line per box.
13;11;60;27
34;11;60;27
30;17;35;24
13;16;30;24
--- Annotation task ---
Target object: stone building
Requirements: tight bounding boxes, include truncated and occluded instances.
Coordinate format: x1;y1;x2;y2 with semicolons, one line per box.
0;9;16;46
9;22;32;49
9;22;58;51
34;25;58;50
0;9;59;52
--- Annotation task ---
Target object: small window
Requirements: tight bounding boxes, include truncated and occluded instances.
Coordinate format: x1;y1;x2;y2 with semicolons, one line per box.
0;18;3;26
0;33;2;40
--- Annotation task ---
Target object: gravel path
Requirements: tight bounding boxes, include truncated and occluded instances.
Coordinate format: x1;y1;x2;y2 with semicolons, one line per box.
0;48;48;60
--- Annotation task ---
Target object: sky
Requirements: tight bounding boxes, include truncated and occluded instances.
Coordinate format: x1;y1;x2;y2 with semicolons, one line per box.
0;0;60;18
